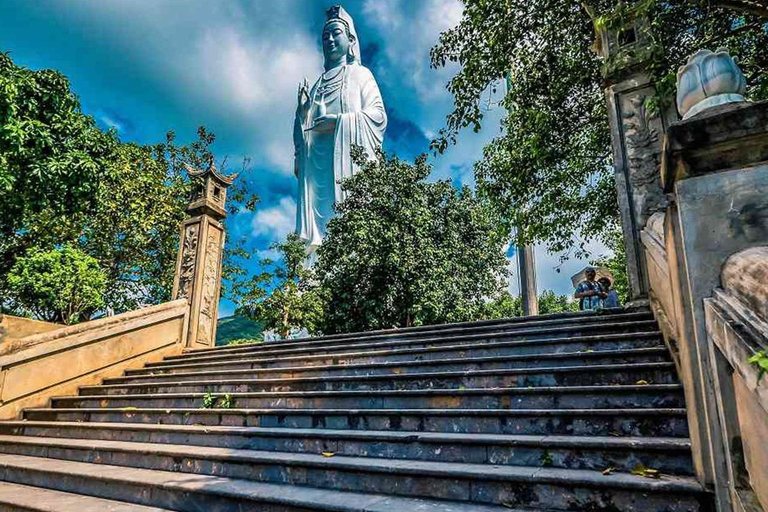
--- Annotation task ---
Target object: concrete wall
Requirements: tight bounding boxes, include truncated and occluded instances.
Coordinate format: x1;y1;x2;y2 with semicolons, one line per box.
0;315;61;354
642;100;768;512
0;299;189;420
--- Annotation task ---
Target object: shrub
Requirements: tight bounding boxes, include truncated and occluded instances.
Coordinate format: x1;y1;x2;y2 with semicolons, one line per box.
7;245;106;324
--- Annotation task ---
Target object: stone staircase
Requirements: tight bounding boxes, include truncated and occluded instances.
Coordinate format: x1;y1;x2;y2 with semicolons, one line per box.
0;309;713;511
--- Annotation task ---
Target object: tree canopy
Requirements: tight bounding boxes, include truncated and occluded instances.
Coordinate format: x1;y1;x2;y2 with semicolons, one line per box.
235;233;324;338
430;0;768;256
0;52;256;319
314;148;509;334
7;244;106;324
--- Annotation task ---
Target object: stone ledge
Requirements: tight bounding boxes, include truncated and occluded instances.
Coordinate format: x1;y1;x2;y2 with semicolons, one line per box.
662;100;768;190
722;246;768;324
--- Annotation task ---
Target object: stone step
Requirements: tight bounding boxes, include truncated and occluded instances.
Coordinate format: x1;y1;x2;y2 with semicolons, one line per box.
107;347;672;385
162;320;660;366
0;438;708;511
182;311;654;359
83;362;678;396
23;407;690;437
188;310;652;356
53;384;685;411
0;482;170;512
134;332;665;374
0;421;695;475
0;453;519;512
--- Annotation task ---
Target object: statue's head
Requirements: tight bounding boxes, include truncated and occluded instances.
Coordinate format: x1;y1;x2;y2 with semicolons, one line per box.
323;5;360;68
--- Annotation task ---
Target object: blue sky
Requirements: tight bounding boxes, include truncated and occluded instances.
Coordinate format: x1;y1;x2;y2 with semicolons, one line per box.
0;0;607;316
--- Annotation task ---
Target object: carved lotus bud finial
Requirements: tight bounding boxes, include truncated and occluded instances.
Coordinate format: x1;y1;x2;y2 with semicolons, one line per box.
676;48;747;120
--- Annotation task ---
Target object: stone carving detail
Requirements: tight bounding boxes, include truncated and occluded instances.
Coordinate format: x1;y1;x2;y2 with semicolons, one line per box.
176;224;199;301
622;95;666;218
197;230;221;344
677;48;747;119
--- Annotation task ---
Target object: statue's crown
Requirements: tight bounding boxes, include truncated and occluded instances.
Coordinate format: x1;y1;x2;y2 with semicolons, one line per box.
325;5;351;29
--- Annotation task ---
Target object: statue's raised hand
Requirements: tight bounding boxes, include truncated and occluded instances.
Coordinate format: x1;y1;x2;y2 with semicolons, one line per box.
297;78;310;108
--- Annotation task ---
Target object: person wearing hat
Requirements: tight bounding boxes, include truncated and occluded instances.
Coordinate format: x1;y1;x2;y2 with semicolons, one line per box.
574;267;606;310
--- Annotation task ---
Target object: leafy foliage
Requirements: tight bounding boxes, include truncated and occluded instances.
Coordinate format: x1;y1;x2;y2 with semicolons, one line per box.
7;244;107;324
483;289;577;319
749;350;768;383
482;291;523;319
430;0;768;255
314;148;509;334
0;53;257;317
0;51;117;281
538;290;579;314
236;233;324;338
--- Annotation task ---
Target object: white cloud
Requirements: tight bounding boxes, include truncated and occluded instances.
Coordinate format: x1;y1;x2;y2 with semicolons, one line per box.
251;196;296;241
362;0;404;29
265;139;296;176
98;113;124;133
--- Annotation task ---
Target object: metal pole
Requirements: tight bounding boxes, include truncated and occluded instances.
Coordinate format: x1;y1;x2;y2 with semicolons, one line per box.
518;245;539;316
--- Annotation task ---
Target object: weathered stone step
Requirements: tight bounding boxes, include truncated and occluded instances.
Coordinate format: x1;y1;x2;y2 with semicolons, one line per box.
183;311;654;359
83;362;678;396
24;407;690;437
164;320;660;366
0;482;170;511
0;453;517;512
54;384;685;410
136;332;665;374
0;422;695;475
0;438;708;511
109;347;671;385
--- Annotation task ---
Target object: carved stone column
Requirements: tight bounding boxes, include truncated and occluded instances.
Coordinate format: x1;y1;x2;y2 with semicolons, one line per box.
594;18;678;302
172;162;236;349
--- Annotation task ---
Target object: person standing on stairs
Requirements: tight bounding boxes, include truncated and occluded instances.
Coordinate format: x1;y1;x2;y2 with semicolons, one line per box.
598;276;621;308
574;267;606;310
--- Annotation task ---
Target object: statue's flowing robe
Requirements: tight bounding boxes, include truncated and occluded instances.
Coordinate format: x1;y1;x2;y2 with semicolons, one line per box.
294;63;387;253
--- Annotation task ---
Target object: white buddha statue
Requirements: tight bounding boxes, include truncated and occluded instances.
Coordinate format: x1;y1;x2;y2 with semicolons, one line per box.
293;5;387;255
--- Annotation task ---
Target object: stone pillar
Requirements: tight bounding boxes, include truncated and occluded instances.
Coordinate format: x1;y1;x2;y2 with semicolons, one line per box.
518;245;539;316
594;17;678;302
172;161;236;349
661;50;767;511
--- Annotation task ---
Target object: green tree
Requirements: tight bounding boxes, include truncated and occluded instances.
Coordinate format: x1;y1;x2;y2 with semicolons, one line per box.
79;127;256;312
236;233;324;338
0;52;257;313
482;291;522;319
0;51;117;282
430;0;768;256
315;149;509;334
538;290;579;314
7;244;106;324
482;289;576;319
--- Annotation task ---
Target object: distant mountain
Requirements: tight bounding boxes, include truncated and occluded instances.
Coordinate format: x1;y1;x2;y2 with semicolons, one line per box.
216;315;264;346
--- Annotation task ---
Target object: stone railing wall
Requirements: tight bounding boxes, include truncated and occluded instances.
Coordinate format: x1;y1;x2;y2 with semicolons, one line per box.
0;299;189;420
705;247;768;512
0;160;235;420
0;315;61;353
639;97;768;512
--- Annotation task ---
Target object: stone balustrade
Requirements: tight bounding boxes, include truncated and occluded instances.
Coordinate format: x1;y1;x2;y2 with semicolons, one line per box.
636;61;768;510
0;299;189;420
